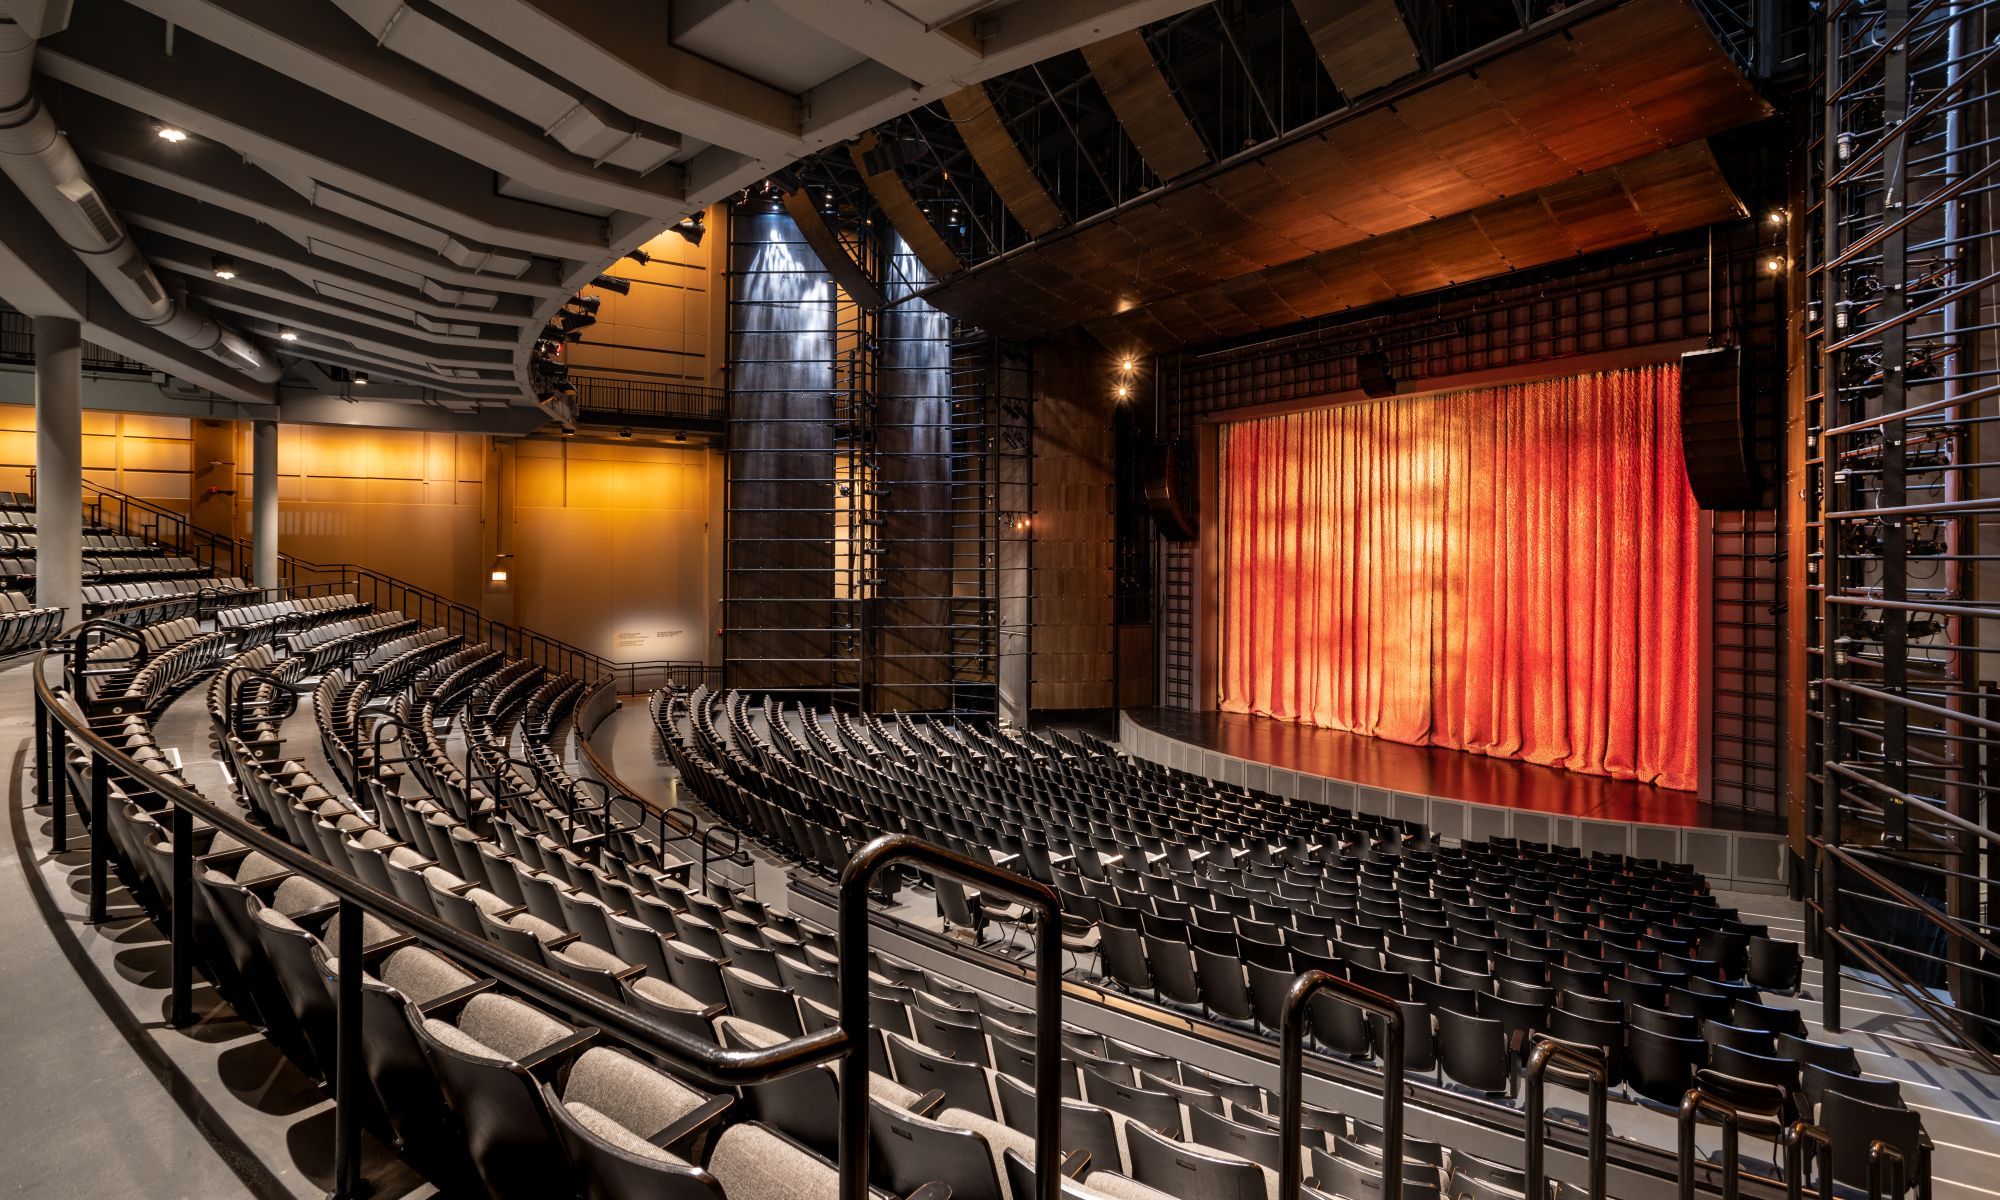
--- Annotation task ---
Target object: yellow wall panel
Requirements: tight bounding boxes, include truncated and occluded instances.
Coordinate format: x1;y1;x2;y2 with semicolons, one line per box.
119;438;191;473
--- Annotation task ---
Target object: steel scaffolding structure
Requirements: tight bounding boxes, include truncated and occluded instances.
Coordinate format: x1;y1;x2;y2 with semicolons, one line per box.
1809;0;2000;1061
725;206;1024;717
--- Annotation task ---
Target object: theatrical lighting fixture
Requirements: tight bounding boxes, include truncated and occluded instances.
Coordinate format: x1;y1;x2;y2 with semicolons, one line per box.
352;371;369;386
488;554;512;584
541;322;570;343
557;310;597;334
671;213;705;246
155;125;188;143
671;431;687;443
278;327;298;342
624;247;651;266
1764;256;1786;275
1120;358;1136;372
618;427;633;439
567;295;601;315
1766;209;1786;225
1115;384;1131;400
211;254;237;280
591;274;631;295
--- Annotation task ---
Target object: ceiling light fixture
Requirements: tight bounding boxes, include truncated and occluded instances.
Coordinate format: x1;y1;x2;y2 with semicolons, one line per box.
155;125;188;143
352;371;369;386
211;254;237;280
671;213;705;247
278;327;298;342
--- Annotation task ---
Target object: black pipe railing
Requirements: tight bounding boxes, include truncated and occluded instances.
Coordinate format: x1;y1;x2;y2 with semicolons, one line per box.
835;835;1063;1200
1524;1036;1611;1200
1277;970;1403;1200
30;597;1067;1200
1677;1079;1791;1200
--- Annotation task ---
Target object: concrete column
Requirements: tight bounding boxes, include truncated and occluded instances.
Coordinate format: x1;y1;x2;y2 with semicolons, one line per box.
32;316;81;622
251;419;279;589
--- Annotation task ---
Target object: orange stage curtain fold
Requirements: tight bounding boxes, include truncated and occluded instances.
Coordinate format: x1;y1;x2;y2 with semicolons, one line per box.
1219;363;1699;791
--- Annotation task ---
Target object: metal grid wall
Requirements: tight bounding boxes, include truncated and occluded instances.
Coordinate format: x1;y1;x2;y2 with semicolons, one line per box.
723;206;871;708
1807;0;2000;1060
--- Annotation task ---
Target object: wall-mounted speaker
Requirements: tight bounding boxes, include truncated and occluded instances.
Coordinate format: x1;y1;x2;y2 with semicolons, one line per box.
1142;438;1200;542
1678;346;1762;509
1357;351;1396;398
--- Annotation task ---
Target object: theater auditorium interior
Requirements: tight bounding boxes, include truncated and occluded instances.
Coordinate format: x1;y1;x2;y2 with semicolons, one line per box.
1;0;1997;1197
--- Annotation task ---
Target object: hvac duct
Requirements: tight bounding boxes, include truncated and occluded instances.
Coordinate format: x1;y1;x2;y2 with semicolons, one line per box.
0;15;283;382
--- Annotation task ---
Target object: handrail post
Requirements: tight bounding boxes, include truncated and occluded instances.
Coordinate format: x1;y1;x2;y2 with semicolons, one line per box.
836;835;1062;1200
33;693;48;811
49;713;68;852
1279;970;1402;1200
1784;1121;1833;1200
170;805;194;1027
1679;1090;1742;1200
87;751;109;924
1869;1141;1906;1200
332;898;364;1198
1525;1037;1610;1200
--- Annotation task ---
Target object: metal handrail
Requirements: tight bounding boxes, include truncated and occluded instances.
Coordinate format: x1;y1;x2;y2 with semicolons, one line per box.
1524;1036;1611;1200
31;599;1066;1200
1277;970;1403;1200
835;834;1064;1200
1677;1079;1790;1200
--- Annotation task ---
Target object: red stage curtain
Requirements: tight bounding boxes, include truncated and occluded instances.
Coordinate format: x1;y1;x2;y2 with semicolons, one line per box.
1219;363;1699;791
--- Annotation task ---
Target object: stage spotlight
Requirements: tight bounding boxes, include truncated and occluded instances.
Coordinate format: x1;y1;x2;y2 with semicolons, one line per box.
618;427;633;439
624;247;651;266
672;431;687;443
1766;209;1786;226
278;327;298;342
591;274;631;295
557;310;596;333
155;124;188;143
671;213;705;246
567;295;600;314
211;254;237;280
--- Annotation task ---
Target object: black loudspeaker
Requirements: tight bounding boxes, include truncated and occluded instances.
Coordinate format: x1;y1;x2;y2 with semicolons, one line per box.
1678;346;1762;509
1141;438;1200;542
1357;351;1396;398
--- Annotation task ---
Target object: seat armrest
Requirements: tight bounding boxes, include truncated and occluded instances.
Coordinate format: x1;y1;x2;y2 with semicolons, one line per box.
1061;1150;1091;1178
907;1088;949;1117
649;1093;734;1157
414;978;498;1018
902;1185;952;1200
520;1027;599;1076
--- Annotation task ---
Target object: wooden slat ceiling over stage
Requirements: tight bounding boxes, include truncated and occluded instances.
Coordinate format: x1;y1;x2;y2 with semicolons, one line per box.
1082;139;1745;348
851;132;963;280
1081;31;1212;182
919;0;1771;346
942;84;1067;237
1290;0;1422;99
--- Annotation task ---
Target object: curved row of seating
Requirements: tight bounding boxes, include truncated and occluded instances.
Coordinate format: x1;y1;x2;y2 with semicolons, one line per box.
654;688;1932;1198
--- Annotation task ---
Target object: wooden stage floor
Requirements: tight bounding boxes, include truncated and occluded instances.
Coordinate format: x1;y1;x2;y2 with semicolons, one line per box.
1124;708;1784;834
